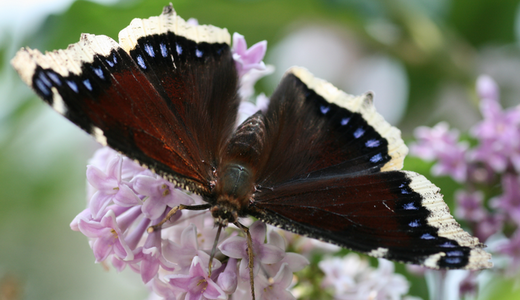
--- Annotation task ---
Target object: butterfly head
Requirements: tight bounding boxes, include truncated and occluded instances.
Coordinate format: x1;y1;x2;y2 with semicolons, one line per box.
210;204;237;226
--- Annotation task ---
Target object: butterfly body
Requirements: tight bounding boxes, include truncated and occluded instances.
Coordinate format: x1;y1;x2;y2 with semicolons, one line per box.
12;4;492;271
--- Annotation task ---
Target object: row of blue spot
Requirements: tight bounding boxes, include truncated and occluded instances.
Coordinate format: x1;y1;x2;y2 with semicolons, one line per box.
319;104;384;164
136;41;209;70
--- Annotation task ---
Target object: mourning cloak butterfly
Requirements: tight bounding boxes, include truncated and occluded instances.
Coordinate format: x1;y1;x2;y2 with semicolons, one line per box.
11;4;491;272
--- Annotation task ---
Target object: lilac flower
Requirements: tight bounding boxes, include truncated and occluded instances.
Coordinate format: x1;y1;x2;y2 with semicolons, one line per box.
367;259;410;300
497;230;520;275
476;74;499;101
319;254;411;300
87;155;141;219
70;207;92;231
232;33;267;77
320;254;370;297
455;190;487;222
473;213;503;243
216;258;239;294
411;122;468;182
491;174;520;225
138;229;163;283
237;93;271;125
471;75;520;172
238;65;275;101
219;221;285;279
187;18;199;26
132;174;193;220
162;224;211;272
77;209;135;262
459;272;478;299
147;276;178;300
262;229;309;277
255;263;295;300
168;256;227;300
138;217;178;283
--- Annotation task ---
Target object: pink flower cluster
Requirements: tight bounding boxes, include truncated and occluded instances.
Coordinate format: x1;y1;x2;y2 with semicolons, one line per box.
70;33;311;300
411;122;468;182
410;75;520;293
72;145;308;300
319;254;412;300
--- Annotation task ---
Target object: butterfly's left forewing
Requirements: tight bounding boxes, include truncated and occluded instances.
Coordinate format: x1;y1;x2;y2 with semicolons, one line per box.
11;6;239;194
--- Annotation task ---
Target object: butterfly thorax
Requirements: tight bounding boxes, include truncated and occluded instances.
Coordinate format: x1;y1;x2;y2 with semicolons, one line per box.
211;163;253;225
210;112;267;225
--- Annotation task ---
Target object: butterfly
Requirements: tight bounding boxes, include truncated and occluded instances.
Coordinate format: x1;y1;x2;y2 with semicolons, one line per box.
11;4;491;274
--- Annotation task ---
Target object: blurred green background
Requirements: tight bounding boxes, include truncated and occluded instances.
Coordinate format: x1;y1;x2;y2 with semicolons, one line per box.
2;0;520;299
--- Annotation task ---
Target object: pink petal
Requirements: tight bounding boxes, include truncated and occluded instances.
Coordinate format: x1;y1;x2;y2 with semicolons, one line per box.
99;210;118;228
89;191;113;219
267;229;286;250
106;156;123;180
78;219;106;238
113;184;141;207
190;256;208;277
217;270;237;294
477;75;499;102
203;279;227;299
232;33;247;54
170;188;194;206
149;277;177;300
243;41;267;65
86;165;111;190
181;224;199;249
132;175;158;195
273;263;293;289
111;256;127;272
186;18;199;26
219;236;246;259
141;196;165;219
185;290;204;300
70;208;92;231
259;243;285;264
249;221;266;243
113;239;134;261
91;237;113;262
168;274;194;290
217;258;238;294
281;253;309;272
141;251;160;283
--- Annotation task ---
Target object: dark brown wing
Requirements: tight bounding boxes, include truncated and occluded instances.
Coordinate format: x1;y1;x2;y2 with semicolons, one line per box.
250;170;491;270
11;6;239;194
255;67;407;186
248;67;491;270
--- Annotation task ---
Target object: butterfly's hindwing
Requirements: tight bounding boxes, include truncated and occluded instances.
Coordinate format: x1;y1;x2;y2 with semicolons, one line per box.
251;170;491;270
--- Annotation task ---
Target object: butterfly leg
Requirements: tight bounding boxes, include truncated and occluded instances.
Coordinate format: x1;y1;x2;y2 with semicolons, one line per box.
208;224;224;276
147;203;212;232
234;221;256;300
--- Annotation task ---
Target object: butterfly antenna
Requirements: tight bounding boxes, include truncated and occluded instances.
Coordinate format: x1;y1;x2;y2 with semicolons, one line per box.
208;223;223;276
235;221;256;300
